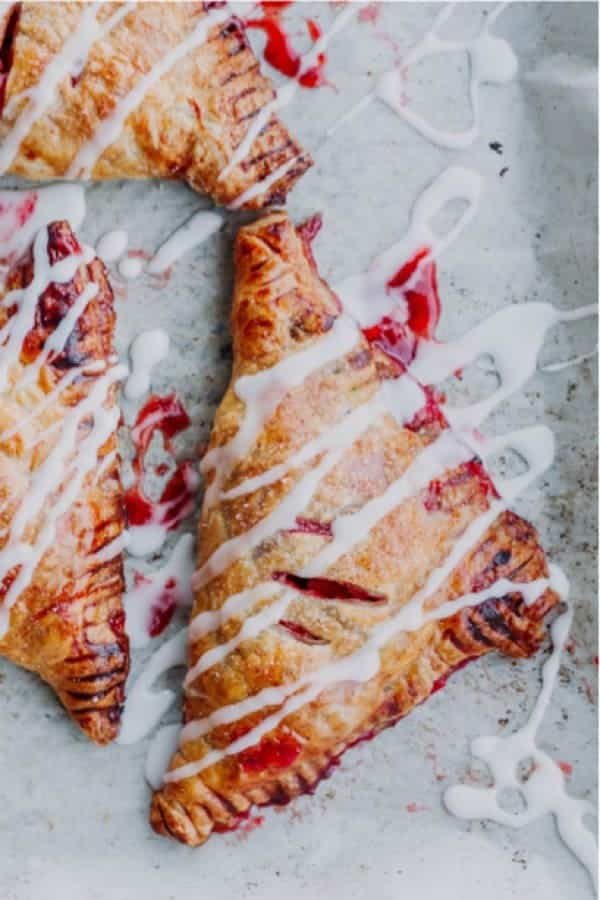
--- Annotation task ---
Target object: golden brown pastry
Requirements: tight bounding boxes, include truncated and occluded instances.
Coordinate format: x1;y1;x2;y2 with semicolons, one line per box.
0;217;128;744
151;211;559;845
0;2;311;209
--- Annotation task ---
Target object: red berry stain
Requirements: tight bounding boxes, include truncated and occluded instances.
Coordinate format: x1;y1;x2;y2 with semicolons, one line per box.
273;572;387;605
0;192;37;258
130;393;190;473
557;760;573;776
431;657;475;694
405;385;448;434
424;457;499;512
245;14;327;87
387;248;441;339
147;577;178;638
286;516;333;537
362;248;441;368
278;619;328;645
0;4;19;112
124;393;197;539
239;732;302;774
259;1;294;15
406;801;430;813
363;317;417;369
358;3;380;25
124;460;197;530
108;609;126;636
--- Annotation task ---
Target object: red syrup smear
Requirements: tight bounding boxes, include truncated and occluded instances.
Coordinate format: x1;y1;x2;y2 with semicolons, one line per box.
362;247;441;370
130;393;190;474
259;1;294;15
238;732;302;774
278;619;328;645
147;576;178;638
358;2;380;25
0;192;36;254
245;15;327;87
124;460;197;529
404;385;448;434
286;516;333;537
0;4;19;114
424;458;500;513
124;393;197;548
273;572;387;605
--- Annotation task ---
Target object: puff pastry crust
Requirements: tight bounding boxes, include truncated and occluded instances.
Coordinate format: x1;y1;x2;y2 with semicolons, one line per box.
151;212;559;845
0;220;128;744
0;2;311;208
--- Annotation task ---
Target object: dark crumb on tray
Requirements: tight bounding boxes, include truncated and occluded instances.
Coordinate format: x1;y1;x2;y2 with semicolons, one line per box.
499;167;509;177
489;141;503;154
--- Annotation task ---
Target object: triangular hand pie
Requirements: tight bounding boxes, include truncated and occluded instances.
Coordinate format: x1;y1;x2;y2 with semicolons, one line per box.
0;215;128;744
151;212;559;845
0;3;311;209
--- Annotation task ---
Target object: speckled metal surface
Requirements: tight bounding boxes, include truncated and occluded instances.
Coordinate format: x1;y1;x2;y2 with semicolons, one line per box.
0;3;597;898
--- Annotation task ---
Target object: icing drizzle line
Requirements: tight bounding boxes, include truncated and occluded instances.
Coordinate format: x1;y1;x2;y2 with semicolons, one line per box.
0;186;128;636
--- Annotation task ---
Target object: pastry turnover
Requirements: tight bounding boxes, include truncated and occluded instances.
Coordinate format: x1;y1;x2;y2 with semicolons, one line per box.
0;2;311;209
151;212;559;845
0;219;128;744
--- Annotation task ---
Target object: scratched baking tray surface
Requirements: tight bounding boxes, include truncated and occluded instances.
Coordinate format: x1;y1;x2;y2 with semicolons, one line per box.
0;3;597;899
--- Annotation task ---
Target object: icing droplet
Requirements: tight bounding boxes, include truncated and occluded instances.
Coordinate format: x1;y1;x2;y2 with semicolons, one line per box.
147;210;223;275
124;328;170;400
96;229;129;263
118;255;144;280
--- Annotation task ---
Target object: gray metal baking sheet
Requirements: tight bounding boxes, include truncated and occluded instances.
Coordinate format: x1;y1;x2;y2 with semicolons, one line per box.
0;3;597;898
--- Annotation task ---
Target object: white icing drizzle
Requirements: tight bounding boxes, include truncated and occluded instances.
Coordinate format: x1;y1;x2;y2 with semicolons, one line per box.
125;462;199;560
0;365;84;443
0;228;94;392
304;430;470;575
221;4;357;182
67;6;231;178
201;313;359;509
411;303;598;429
228;154;302;211
327;4;517;150
219;389;389;503
126;523;170;559
118;255;144;280
146;723;182;790
175;422;555;754
124;328;170;400
0;191;133;636
96;229;129;263
147;210;223;275
185;591;293;686
87;533;126;566
445;566;598;890
195;393;377;588
117;627;187;745
539;347;598;374
188;582;281;641
377;3;517;149
0;362;126;636
0;3;133;173
337;166;482;329
125;533;195;649
0;185;86;262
